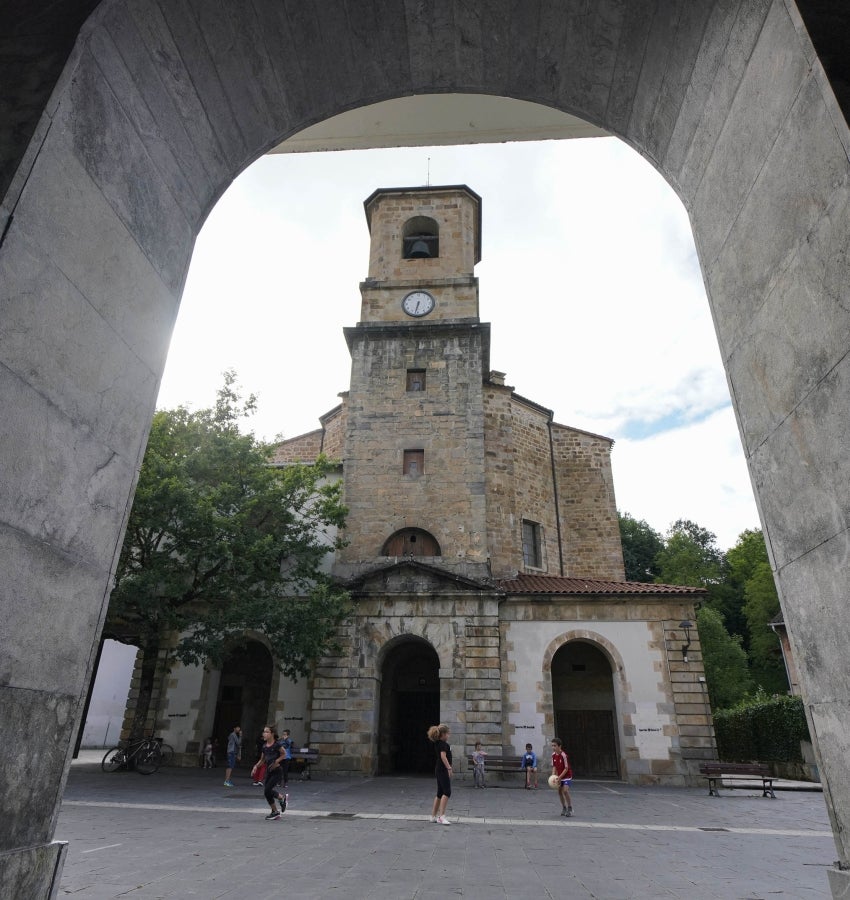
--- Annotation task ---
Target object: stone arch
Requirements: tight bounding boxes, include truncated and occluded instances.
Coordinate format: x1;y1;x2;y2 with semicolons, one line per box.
382;527;441;557
375;634;441;774
402;215;440;259
549;637;623;778
5;1;850;891
540;630;628;749
209;640;273;764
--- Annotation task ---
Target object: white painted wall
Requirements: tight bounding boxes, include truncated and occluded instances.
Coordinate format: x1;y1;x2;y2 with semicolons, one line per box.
80;640;137;748
504;619;671;766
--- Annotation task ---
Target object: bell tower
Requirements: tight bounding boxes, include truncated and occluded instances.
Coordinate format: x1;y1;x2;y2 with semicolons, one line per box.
358;185;482;324
336;186;491;578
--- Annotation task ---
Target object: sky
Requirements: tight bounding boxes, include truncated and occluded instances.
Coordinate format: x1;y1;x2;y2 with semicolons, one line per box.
156;136;761;551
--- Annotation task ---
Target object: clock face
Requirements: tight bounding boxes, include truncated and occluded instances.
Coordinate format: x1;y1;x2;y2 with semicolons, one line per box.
402;290;435;318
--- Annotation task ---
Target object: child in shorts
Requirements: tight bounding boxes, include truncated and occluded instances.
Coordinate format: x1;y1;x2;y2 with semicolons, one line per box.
551;737;574;816
521;743;538;789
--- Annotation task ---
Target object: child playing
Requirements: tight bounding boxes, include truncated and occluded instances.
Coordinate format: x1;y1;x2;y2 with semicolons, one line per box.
472;741;486;788
551;737;574;816
520;742;538;789
203;737;213;769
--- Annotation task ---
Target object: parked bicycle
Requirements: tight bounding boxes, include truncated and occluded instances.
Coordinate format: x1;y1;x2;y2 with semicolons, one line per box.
155;738;175;766
101;737;162;775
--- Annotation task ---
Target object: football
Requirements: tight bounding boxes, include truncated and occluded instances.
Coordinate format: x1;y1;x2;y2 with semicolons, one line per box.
548;774;560;789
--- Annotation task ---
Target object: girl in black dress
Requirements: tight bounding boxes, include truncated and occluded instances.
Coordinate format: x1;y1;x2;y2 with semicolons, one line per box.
427;723;453;825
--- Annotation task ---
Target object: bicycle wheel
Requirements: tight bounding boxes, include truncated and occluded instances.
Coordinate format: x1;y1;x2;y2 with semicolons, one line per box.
101;747;126;772
157;743;174;766
135;746;162;775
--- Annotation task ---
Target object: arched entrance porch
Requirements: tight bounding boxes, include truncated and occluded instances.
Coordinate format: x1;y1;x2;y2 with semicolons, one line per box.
210;641;273;765
551;641;620;779
377;638;440;774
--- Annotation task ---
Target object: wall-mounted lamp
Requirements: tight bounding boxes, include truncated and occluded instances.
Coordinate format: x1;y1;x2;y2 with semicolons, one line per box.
679;620;693;663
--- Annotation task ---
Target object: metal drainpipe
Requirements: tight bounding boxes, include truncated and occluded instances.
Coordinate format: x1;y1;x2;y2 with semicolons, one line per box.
547;419;565;576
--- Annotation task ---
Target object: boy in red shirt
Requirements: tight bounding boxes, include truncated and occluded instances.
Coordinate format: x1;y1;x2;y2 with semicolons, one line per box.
551;737;574;817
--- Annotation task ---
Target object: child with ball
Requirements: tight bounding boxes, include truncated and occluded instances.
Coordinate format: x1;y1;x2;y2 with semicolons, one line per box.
550;737;574;817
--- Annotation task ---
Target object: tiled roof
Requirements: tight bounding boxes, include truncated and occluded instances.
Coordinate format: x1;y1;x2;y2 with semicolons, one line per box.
497;573;707;595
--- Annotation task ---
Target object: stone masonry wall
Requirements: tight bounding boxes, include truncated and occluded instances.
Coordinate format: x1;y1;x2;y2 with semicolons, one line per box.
483;384;626;581
270;404;347;465
366;189;479;282
308;592;502;774
482;383;518;576
271;429;323;465
550;424;626;581
338;324;488;564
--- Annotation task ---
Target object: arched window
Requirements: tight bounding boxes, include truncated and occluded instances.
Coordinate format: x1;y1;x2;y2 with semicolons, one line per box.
402;216;439;259
382;528;441;557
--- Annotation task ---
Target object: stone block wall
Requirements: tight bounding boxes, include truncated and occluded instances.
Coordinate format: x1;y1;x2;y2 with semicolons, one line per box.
308;590;502;774
550;424;625;581
483;383;625;581
270;404;346;465
365;187;480;284
338;324;488;564
663;620;715;769
271;429;324;464
483;384;560;578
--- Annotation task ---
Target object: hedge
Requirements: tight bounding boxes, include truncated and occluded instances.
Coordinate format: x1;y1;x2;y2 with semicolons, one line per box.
713;694;810;762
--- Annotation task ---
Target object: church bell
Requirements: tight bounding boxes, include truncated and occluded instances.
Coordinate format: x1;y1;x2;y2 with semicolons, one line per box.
408;238;432;258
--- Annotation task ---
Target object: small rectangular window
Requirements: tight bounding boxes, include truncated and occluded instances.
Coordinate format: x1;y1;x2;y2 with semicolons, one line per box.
403;449;425;476
522;519;542;569
406;369;426;392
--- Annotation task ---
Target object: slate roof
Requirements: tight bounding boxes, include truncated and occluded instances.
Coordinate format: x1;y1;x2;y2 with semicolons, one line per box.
497;573;707;595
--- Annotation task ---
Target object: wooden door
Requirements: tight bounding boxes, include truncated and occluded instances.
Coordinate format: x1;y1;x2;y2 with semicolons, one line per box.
556;709;619;778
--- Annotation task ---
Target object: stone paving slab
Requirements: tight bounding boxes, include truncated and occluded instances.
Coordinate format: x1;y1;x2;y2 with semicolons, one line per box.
56;756;835;898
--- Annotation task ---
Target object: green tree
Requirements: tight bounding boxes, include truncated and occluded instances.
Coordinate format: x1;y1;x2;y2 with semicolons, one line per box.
727;529;786;692
655;518;745;636
618;512;664;582
696;606;753;709
655;518;726;588
104;373;351;740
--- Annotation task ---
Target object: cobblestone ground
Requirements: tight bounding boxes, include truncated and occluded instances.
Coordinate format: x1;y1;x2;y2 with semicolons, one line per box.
57;755;835;899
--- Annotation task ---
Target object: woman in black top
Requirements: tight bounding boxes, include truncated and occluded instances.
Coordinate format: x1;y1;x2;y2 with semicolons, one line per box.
427;723;453;825
252;725;287;820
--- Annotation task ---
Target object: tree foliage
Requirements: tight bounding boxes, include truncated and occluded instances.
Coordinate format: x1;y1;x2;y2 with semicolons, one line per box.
713;691;809;762
727;529;785;692
105;373;351;737
655;518;726;588
696;606;752;709
616;513;789;709
618;512;664;582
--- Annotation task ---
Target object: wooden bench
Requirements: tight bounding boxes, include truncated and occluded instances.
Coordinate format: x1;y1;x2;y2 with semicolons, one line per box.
289;749;319;780
699;762;776;798
469;754;533;781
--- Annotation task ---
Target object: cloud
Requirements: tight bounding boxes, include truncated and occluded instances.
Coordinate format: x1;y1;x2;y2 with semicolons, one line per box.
613;406;757;549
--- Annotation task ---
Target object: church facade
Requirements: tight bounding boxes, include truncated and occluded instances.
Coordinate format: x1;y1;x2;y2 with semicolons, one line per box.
128;185;713;784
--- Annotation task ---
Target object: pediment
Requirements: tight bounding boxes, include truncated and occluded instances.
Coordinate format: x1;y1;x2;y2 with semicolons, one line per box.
339;559;496;596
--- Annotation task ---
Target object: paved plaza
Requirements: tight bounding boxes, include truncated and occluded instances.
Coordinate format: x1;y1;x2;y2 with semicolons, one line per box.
57;753;834;899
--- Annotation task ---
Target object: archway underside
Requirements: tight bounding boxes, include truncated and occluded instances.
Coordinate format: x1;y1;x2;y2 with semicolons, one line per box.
3;2;850;896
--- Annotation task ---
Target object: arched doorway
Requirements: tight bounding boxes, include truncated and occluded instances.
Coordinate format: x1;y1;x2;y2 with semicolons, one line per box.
551;641;619;779
211;641;273;764
378;639;440;774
